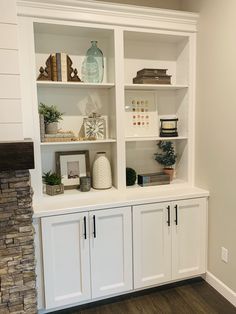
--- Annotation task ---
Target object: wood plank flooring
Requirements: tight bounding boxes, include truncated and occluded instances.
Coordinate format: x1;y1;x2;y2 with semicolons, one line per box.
53;278;236;314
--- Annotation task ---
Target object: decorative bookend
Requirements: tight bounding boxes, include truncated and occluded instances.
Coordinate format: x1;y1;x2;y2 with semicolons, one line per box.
39;114;45;142
83;112;106;140
67;56;81;82
37;55;53;81
37;54;82;82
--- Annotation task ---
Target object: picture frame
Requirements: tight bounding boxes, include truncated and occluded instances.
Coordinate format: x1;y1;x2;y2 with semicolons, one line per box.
55;150;90;189
125;91;158;138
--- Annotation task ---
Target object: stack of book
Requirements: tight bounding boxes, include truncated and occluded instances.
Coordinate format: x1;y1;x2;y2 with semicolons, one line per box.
43;133;76;142
138;172;170;187
51;53;69;82
133;68;171;84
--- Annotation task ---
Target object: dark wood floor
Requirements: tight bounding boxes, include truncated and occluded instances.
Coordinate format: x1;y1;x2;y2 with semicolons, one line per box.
54;278;236;314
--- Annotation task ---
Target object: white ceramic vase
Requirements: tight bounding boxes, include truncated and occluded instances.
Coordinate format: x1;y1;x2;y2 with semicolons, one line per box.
92;152;112;189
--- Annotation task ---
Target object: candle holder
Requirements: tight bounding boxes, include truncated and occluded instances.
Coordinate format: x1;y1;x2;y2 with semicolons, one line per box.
160;117;178;137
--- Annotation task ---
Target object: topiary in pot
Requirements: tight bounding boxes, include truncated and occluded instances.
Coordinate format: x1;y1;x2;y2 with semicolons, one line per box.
126;167;137;186
42;171;64;196
154;141;177;181
39;103;63;134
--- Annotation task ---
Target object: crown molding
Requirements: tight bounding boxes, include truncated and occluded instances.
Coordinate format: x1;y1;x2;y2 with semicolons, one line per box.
17;0;199;32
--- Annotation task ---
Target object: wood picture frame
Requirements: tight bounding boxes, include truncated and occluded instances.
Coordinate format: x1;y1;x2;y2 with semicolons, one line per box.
56;150;90;189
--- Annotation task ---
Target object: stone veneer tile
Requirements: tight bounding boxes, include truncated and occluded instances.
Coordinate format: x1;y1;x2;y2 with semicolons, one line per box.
0;170;37;314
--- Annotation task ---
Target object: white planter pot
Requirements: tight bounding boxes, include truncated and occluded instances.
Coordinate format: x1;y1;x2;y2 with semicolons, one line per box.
92;152;112;189
46;122;58;134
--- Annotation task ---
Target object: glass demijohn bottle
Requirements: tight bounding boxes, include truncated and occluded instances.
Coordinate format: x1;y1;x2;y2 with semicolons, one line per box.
84;41;104;83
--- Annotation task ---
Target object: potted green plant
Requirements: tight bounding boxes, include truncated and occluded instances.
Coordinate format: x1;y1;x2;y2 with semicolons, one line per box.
39;103;63;134
154;141;177;181
42;171;64;196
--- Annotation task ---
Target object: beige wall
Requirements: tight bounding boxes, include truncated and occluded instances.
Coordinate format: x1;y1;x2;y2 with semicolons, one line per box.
96;0;181;10
181;0;236;292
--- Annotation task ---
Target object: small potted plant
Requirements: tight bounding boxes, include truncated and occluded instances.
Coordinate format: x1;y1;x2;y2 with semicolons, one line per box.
39;103;63;134
42;171;64;196
154;141;177;181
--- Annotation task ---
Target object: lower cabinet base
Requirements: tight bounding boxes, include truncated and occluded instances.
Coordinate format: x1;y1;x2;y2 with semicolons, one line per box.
38;275;205;314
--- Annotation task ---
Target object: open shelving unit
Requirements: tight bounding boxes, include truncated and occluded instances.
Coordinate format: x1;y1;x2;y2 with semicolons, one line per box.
19;11;196;200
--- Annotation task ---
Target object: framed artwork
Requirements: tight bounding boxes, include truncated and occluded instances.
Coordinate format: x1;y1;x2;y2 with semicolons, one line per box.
125;91;158;138
56;150;90;189
83;114;106;140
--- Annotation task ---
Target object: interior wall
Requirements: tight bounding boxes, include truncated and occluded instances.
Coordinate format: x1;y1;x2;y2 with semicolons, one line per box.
181;0;236;292
0;0;23;141
95;0;181;10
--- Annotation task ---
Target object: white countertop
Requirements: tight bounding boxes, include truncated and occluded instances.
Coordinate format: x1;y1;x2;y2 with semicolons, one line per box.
33;184;209;218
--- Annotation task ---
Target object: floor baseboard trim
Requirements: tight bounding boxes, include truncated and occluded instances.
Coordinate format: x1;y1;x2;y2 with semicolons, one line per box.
205;271;236;307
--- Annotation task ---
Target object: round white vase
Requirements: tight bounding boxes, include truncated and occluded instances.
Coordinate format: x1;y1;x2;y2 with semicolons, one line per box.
92;152;112;189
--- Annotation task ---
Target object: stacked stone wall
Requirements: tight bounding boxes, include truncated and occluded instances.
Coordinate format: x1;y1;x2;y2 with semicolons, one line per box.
0;170;37;314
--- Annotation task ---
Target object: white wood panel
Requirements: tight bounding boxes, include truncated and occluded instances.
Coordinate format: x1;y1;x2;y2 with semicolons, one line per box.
0;24;18;49
0;49;19;74
0;99;22;123
172;198;207;280
33;219;45;310
0;0;17;24
0;75;21;99
0;123;23;141
41;213;91;309
133;202;171;289
90;207;132;298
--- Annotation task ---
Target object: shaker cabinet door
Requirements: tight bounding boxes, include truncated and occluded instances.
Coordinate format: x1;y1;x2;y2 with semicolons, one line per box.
41;212;91;309
133;202;172;289
90;207;132;298
171;198;207;280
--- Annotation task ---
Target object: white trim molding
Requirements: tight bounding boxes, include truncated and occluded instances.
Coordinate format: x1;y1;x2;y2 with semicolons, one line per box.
205;272;236;307
17;0;198;32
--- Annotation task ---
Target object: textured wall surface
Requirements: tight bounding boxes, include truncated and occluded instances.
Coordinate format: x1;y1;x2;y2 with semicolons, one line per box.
181;0;236;292
95;0;181;10
0;170;37;313
0;0;23;141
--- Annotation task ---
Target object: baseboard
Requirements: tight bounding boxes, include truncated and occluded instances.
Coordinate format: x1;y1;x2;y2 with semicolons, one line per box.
205;271;236;307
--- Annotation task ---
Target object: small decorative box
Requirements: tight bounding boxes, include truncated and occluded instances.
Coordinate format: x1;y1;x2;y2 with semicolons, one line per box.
160;115;178;137
138;172;170;187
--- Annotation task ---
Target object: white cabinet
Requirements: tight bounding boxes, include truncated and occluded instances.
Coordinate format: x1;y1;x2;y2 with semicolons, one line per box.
41;206;132;309
172;198;207;280
41;212;91;309
133;198;207;289
90;207;132;298
133;202;171;289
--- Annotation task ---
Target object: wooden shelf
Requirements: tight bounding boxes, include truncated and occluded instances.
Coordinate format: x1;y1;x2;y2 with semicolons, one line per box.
125;84;188;91
125;136;188;142
37;81;115;89
40;139;117;146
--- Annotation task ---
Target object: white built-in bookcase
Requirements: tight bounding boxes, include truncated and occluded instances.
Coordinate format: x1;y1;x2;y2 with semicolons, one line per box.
18;0;197;201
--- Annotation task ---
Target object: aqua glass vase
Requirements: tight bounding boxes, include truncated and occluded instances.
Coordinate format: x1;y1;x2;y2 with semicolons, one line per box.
85;41;104;83
81;55;99;83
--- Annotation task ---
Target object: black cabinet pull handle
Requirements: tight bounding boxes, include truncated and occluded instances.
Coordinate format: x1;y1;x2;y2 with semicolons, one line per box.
93;215;96;238
167;205;170;226
174;205;178;225
83;216;87;239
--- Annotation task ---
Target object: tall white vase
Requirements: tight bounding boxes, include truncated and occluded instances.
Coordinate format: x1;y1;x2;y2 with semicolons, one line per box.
92;152;112;189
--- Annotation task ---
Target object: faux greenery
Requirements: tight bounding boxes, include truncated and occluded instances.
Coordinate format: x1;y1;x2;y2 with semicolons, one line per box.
42;171;62;186
39;103;63;124
126;167;137;186
154;141;177;168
